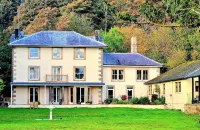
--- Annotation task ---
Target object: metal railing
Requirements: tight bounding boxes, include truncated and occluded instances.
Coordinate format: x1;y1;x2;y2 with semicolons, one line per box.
46;75;68;82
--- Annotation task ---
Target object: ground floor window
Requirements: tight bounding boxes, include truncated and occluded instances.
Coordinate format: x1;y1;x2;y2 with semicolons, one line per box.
53;87;61;103
29;87;38;102
88;88;91;101
107;86;114;98
76;87;85;104
70;87;73;103
175;82;181;92
195;81;199;92
127;87;133;100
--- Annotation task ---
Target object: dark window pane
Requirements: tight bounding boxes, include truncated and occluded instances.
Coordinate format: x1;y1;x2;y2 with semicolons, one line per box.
128;89;132;100
70;88;73;103
108;90;113;98
137;70;141;80
81;88;84;103
119;75;123;80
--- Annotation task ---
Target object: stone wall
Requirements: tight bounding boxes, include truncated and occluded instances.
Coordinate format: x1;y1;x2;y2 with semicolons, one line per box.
184;104;200;114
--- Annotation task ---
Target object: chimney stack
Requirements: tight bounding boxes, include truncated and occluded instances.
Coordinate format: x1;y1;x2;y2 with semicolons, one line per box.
15;29;19;39
131;36;137;53
95;30;100;41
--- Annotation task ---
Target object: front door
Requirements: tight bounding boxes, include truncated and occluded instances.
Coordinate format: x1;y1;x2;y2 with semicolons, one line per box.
53;87;61;104
30;87;38;102
76;87;85;104
52;66;62;81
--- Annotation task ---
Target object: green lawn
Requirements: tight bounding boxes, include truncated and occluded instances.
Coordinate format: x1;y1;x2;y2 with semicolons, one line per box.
0;108;199;130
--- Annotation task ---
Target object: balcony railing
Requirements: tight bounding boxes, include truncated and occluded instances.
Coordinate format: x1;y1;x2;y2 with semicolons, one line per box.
46;75;68;82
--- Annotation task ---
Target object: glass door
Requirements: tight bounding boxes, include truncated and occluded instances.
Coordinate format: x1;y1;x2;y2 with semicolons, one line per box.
53;87;60;104
76;87;85;104
30;87;38;102
52;66;62;81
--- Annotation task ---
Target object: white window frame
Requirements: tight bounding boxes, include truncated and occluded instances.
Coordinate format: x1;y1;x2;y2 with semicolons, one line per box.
74;66;85;81
107;86;114;98
52;48;62;59
29;66;40;81
69;87;73;104
29;87;39;103
29;48;39;59
75;48;85;60
137;70;148;81
127;88;133;100
111;69;124;81
53;87;61;104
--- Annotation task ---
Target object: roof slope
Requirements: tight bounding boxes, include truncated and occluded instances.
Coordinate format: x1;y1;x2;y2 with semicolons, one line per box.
145;61;200;85
9;31;106;48
103;53;162;66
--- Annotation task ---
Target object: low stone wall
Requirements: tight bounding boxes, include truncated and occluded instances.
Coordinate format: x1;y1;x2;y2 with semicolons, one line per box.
184;104;200;114
9;104;165;109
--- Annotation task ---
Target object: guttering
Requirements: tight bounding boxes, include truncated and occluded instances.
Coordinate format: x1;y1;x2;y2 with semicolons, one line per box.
103;65;162;68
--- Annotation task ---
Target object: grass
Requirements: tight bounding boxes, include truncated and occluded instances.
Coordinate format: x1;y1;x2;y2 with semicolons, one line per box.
0;108;199;130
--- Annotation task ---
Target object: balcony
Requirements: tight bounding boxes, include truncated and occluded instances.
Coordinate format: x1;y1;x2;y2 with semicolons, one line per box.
46;75;68;82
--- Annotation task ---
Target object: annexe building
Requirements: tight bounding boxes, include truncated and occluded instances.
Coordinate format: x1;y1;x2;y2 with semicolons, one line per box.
145;61;200;110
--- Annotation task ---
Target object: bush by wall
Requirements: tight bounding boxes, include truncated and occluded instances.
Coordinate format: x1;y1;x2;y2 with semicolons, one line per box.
130;97;139;104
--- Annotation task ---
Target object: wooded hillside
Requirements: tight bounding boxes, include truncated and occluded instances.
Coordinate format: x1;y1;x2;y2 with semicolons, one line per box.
0;0;199;95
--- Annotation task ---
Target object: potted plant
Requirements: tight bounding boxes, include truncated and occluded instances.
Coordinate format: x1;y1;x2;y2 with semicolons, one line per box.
86;101;92;104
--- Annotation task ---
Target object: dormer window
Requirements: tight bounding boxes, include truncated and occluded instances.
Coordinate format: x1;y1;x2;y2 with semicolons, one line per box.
29;48;39;59
74;48;85;60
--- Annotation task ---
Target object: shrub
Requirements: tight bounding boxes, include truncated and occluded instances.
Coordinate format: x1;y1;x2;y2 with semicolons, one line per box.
117;100;129;104
152;96;165;105
130;97;139;104
152;99;162;105
104;98;112;104
112;98;119;103
159;96;165;104
139;97;150;104
120;95;127;100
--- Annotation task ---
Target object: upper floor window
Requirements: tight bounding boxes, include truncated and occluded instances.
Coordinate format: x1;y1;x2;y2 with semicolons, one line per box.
143;70;148;80
29;66;40;80
52;48;62;59
29;48;39;59
74;66;85;80
137;70;142;80
175;82;181;92
137;70;148;81
74;48;85;60
195;81;199;92
112;69;124;81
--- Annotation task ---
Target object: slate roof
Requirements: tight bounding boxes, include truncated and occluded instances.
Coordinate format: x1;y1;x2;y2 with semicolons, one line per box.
103;53;162;66
145;61;200;85
9;31;106;48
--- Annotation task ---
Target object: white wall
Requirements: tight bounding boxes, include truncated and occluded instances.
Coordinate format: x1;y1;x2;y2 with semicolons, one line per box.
103;66;160;99
13;47;102;83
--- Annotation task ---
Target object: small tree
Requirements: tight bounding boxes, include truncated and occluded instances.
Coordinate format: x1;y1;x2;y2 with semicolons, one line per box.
102;27;127;53
155;85;160;98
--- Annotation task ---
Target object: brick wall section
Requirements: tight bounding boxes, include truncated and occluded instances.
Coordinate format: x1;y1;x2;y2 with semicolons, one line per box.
12;48;17;81
98;49;103;82
12;86;16;105
98;87;102;104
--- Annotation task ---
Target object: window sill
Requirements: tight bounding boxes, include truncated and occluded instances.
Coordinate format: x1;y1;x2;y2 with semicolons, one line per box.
74;79;86;81
29;57;39;59
28;79;40;81
111;80;125;82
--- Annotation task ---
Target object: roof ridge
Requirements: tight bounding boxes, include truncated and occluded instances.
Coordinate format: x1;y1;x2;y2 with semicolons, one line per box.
72;31;106;46
184;67;200;78
137;53;162;66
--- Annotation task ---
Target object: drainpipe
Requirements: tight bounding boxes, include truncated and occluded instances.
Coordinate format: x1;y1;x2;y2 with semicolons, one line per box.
11;85;13;105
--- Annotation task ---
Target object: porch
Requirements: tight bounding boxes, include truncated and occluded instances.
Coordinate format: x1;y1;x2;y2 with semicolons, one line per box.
10;82;105;105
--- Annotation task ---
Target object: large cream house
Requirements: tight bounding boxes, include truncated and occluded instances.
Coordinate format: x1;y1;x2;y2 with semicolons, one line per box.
9;30;162;105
